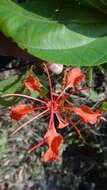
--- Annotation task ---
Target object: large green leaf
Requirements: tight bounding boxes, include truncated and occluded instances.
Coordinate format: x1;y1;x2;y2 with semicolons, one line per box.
0;0;107;66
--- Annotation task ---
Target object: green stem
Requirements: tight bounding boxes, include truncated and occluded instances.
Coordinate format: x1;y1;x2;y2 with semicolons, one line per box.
97;65;104;74
89;66;93;89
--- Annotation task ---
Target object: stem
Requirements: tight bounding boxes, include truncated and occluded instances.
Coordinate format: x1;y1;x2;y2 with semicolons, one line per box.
43;63;53;101
2;93;47;105
89;67;93;88
58;87;90;104
97;65;104;74
11;109;48;136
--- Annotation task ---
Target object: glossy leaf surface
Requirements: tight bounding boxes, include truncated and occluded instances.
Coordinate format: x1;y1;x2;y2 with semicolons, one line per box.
0;0;107;66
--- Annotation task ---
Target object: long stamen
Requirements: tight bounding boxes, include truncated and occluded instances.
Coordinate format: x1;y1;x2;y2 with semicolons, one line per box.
37;88;49;102
2;94;47;105
58;105;74;111
56;87;66;102
33;105;47;110
58;110;82;138
14;106;47;115
49;94;54;130
11;109;48;136
58;87;90;104
43;63;53;101
25;105;47;113
28;138;46;153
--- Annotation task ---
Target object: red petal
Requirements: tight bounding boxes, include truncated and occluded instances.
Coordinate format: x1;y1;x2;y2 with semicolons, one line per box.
65;68;85;88
56;113;68;129
72;105;103;124
43;148;57;163
9;104;30;121
24;75;40;91
43;124;63;163
96;109;103;115
43;135;62;163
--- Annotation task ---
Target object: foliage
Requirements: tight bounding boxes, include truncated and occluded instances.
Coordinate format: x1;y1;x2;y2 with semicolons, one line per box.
0;73;27;109
0;130;7;159
79;0;107;14
0;0;107;66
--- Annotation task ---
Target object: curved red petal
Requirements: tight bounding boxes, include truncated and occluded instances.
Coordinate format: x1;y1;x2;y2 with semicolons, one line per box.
9;104;29;121
24;75;40;91
51;135;63;153
56;113;68;129
44;134;63;163
72;105;103;125
43;124;63;163
65;68;85;88
43;147;58;163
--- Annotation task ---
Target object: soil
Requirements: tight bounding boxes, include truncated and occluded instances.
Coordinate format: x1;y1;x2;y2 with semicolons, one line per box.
0;56;107;190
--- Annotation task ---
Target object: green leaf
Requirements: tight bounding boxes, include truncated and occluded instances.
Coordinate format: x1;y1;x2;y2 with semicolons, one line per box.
89;142;101;149
0;130;7;159
0;75;24;94
30;91;40;98
0;74;27;109
99;101;107;112
89;89;99;102
101;62;107;71
0;74;25;94
79;0;107;14
0;75;18;90
0;0;107;66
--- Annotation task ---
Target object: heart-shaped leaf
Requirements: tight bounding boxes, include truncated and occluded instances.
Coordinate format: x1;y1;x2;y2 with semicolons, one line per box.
0;0;107;66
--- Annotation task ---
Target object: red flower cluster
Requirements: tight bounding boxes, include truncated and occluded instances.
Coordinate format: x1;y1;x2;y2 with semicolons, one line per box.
4;64;102;163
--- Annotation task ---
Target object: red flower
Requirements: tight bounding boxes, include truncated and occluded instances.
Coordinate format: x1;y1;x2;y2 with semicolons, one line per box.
9;104;29;121
65;68;85;88
24;75;40;91
3;64;102;163
72;105;102;125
